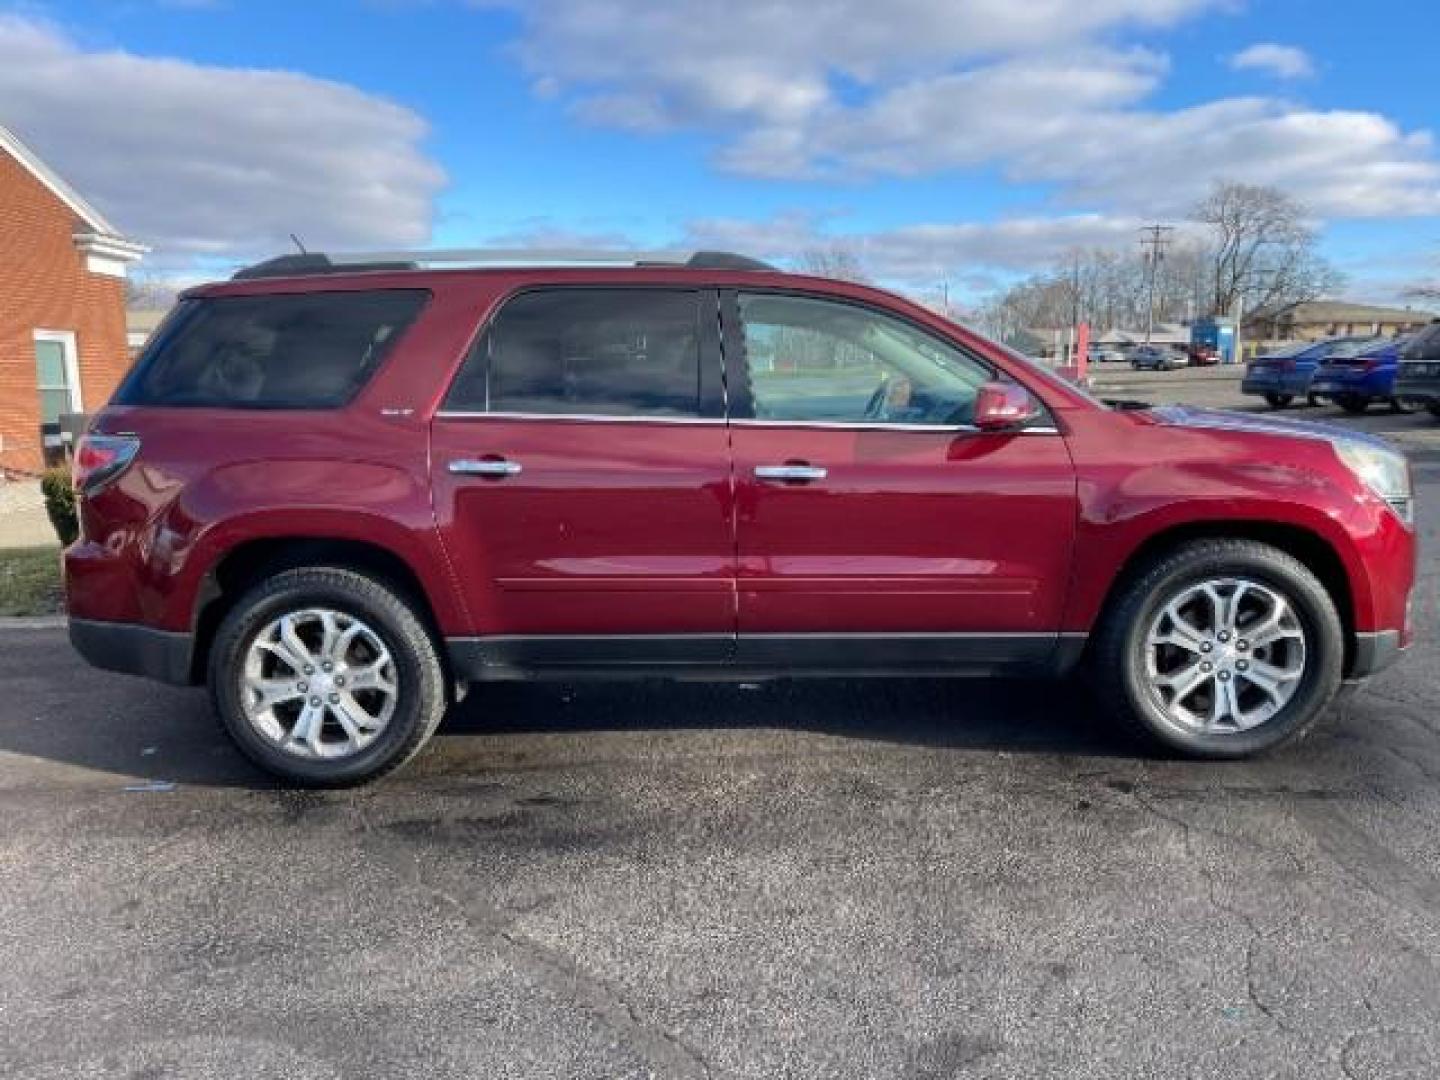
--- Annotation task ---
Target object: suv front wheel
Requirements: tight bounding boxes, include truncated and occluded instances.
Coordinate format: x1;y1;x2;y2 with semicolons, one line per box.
1092;540;1344;758
208;567;448;786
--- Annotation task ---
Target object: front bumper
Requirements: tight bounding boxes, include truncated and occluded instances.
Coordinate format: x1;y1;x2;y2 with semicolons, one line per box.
69;618;195;686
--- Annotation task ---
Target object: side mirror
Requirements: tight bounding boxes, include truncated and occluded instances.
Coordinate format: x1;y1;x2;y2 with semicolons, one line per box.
973;381;1040;432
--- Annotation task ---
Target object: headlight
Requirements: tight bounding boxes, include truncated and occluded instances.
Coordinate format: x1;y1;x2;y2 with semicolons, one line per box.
1334;440;1413;525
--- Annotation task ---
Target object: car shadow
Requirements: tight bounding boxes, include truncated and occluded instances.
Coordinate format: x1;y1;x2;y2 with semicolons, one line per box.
438;675;1129;758
0;628;1141;789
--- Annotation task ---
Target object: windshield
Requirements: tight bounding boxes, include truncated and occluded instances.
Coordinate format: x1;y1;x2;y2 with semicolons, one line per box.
1263;340;1316;359
1324;338;1385;360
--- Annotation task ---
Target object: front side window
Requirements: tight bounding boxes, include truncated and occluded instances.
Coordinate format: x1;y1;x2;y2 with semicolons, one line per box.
116;290;428;409
445;289;702;417
737;293;993;426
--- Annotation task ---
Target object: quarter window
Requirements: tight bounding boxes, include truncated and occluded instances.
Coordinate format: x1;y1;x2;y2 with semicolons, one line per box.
446;289;703;417
115;290;428;409
737;293;993;426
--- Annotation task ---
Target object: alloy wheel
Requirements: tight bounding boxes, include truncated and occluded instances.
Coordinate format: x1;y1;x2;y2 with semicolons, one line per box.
1143;578;1307;733
240;608;399;760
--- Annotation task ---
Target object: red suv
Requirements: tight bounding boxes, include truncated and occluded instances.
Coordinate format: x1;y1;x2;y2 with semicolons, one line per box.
65;251;1417;785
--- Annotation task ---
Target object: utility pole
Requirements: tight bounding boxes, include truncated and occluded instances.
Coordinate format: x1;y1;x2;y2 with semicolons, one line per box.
1139;224;1174;345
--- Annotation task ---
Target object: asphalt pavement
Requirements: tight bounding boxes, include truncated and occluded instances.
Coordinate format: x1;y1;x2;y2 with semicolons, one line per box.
1;383;1438;1078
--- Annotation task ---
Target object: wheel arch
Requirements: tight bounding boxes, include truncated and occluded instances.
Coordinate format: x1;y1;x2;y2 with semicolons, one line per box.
1087;520;1359;675
189;536;446;685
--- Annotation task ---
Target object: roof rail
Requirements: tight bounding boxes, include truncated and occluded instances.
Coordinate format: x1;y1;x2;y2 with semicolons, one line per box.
231;248;776;280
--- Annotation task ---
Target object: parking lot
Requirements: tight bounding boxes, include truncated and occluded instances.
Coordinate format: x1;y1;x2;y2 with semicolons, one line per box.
2;371;1438;1078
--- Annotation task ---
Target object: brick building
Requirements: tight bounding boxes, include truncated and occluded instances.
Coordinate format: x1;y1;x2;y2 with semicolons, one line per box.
1244;300;1434;344
1;123;146;476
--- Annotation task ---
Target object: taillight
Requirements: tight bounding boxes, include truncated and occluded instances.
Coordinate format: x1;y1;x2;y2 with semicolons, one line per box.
1362;358;1382;372
72;434;140;496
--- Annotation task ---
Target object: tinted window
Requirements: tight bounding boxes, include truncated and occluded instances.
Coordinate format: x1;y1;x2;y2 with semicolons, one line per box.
446;290;702;417
738;293;993;425
117;290;427;409
1402;323;1440;362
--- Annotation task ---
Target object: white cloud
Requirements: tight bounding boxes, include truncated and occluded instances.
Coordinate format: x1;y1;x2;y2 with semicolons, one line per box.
1229;42;1314;79
489;0;1220;131
0;15;446;260
492;0;1440;220
491;210;1149;290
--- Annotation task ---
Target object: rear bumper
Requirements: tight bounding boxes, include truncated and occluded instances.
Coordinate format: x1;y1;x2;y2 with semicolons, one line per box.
69;618;194;686
1310;376;1388;398
1349;630;1406;682
1241;372;1311;396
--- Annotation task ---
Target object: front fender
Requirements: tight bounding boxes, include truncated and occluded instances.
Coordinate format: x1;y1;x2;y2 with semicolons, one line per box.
1062;458;1398;635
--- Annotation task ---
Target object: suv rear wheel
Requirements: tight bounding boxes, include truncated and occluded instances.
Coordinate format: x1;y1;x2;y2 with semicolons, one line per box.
208;567;447;786
1092;540;1343;758
1263;392;1293;408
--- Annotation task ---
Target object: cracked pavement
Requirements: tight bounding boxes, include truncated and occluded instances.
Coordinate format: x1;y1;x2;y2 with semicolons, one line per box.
1;426;1437;1078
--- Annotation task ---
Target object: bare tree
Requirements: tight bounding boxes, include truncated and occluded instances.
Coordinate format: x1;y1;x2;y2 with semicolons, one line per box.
1190;182;1341;317
799;247;871;284
124;272;180;311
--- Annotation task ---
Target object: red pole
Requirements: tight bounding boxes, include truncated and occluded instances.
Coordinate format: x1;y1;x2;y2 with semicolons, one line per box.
1075;322;1090;382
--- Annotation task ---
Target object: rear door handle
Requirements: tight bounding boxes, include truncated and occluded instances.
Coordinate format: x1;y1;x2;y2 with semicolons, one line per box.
754;464;827;482
449;458;522;478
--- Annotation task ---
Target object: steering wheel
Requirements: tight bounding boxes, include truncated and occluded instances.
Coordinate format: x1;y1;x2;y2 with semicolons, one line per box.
864;374;914;420
863;376;892;419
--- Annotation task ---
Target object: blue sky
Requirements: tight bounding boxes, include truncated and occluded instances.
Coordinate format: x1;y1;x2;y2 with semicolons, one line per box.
2;0;1438;305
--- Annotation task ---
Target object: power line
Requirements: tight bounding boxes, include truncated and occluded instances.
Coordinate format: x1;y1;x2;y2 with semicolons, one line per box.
1139;225;1174;344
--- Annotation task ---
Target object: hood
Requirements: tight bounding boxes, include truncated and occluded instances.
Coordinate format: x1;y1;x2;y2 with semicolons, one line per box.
1147;404;1399;453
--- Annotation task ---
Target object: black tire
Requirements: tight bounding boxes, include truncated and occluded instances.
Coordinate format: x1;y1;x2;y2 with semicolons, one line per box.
208;567;448;787
1390;397;1415;414
1306;393;1321;407
1091;539;1344;759
1264;393;1293;409
1337;394;1369;414
1429;401;1440;420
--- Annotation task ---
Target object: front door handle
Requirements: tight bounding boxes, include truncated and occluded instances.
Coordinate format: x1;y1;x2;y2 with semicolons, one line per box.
449;457;522;478
754;464;827;483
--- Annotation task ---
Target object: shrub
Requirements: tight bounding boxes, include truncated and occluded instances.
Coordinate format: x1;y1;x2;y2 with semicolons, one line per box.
41;467;78;547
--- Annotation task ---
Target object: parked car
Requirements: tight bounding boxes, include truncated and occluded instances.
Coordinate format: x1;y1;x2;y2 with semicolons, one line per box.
1088;346;1128;364
65;249;1416;785
1394;321;1440;420
1310;337;1414;414
1241;337;1375;409
1130;345;1185;370
1184;344;1220;367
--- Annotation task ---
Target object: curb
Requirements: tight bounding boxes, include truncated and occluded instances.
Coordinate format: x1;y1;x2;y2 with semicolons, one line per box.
0;615;66;630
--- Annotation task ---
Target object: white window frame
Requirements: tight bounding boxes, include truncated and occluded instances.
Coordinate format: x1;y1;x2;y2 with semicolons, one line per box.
33;330;84;417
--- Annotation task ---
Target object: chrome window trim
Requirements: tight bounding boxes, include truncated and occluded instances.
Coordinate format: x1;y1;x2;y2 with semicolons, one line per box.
434;409;724;425
433;409;1060;435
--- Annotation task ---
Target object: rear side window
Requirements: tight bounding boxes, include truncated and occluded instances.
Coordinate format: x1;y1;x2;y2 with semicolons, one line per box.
116;290;428;409
444;289;702;417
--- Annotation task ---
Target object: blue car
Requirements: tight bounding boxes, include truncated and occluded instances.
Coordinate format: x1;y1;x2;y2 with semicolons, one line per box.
1241;337;1374;409
1310;336;1415;414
